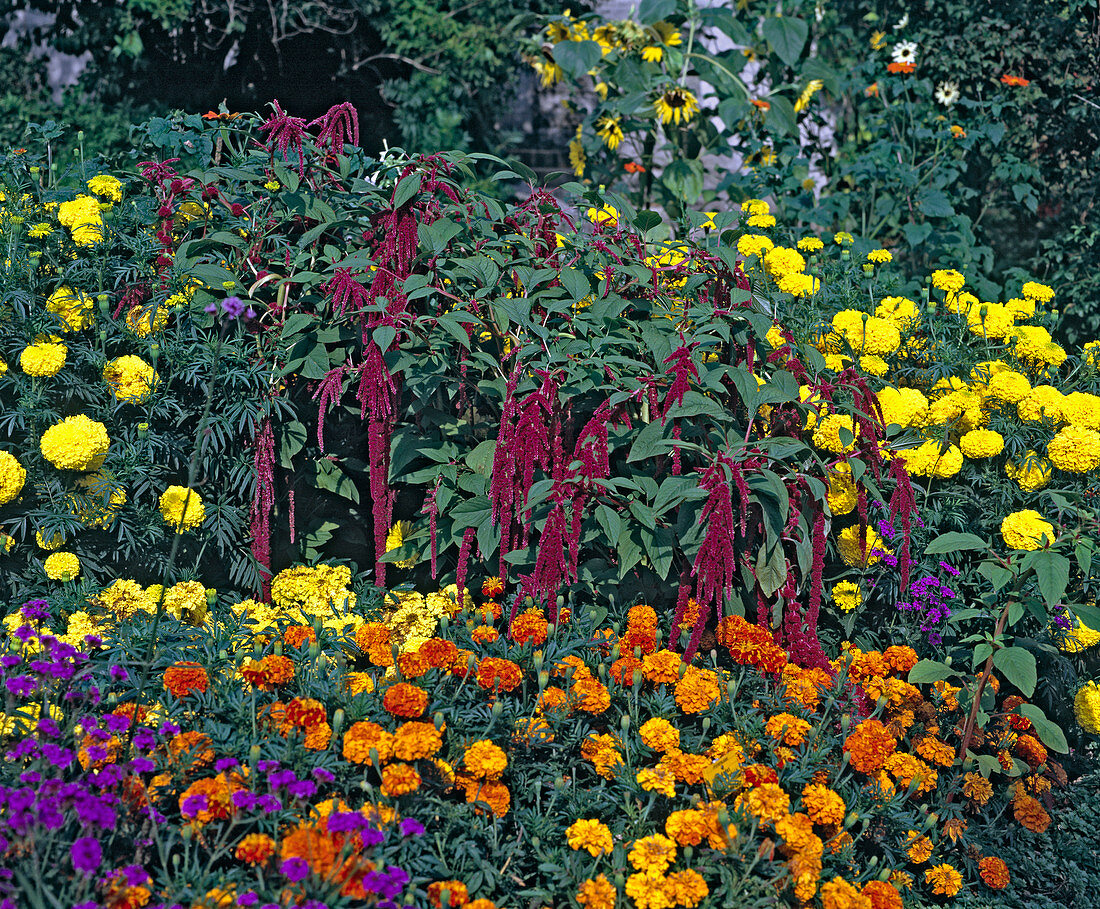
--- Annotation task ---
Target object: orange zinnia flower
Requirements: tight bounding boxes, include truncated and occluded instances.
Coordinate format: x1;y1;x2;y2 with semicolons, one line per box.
750;98;771;110
623;161;646;173
164;661;208;699
886;62;915;74
1000;74;1029;86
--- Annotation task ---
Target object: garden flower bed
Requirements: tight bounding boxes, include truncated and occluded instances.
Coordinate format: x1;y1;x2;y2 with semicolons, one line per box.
0;104;1098;908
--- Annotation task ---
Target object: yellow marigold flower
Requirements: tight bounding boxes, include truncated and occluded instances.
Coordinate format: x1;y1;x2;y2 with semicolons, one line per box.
654;87;699;125
126;303;169;336
1073;681;1100;733
636;765;677;796
837;525;889;568
20;340;67;377
734;782;790;825
925;864;963;897
0;452;27;505
834;231;853;246
44;551;80;580
877;295;921;331
813;414;859;455
576;874;616;909
1084;340;1100;368
876;386;929;429
900;440;963;478
567;819;613;857
746;213;776;228
1005;450;1052;491
46;286;93;331
959;428;1004;458
628;833;677;873
103;355;158;403
56;195;101;229
764;246;806;278
1012;325;1067;368
639;717;680;752
1048;425;1100;473
86;174;123;203
988;370;1032;403
40;415;109;471
163;580;209;624
1060;615;1100;653
741;199;770;216
1004;296;1036;320
867;248;892;264
775;271;820;297
827;464;858;516
797;237;824;252
1000;509;1055;551
1061;392;1100;431
1021;281;1054;303
931;269;965;293
159;486;206;532
93;579;152;620
966;302;1015;340
737;233;774;258
831;580;862;612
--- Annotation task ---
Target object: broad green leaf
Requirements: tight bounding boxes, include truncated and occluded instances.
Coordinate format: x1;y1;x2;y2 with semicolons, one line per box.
924;531;987;554
638;0;676;23
465;439;496;477
393;173;421;208
907;659;958;684
552;40;603;80
992;646;1036;697
761;16;808;67
1028;550;1070;609
559;267;591;303
1018;703;1069;754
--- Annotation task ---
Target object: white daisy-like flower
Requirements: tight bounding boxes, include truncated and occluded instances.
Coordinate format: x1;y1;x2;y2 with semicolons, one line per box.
891;40;918;64
893;13;909;29
934;81;960;106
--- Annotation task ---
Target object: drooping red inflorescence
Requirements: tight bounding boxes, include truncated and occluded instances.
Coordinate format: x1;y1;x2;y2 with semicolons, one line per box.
250;418;276;599
356;342;398;586
312;365;347;453
322;269;371;319
259;100;309;176
309;102;360;154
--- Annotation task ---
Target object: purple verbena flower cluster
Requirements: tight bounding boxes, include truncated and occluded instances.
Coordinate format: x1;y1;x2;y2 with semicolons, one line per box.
896;560;959;644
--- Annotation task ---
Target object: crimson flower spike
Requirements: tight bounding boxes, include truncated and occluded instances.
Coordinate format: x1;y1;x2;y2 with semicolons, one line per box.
259;100;308;176
309;102;360;153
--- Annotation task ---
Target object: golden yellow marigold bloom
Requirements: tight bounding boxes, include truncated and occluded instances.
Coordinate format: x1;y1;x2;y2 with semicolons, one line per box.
1060;614;1100;653
567;819;613;856
834;231;853;246
741;199;770;216
627;833;677;873
827;465;858;516
837;525;889;567
46;286;93;331
966;302;1014;340
876;386;929;429
775;272;820;297
1048;425;1100;473
126;303;169;336
1021;281;1054;303
40;414;109;471
931;269;965;293
959;428;1004;458
867;248;892;264
1084;340;1100;368
987;369;1031;403
103;355;158;403
899;439;963;478
831;580;862;612
159;486;206;532
463;739;507;780
802;783;845;827
639;717;680;752
0;451;26;505
1000;509;1055;551
737;233;774;259
797;236;824;253
1005;450;1052;491
93;579;152;620
1073;681;1100;733
1012;325;1067;368
20;340;67;377
87;174;123;203
576;874;616;909
925;864;963;897
43;551;80;581
764;246;806;278
812;414;859;455
746;213;776;228
1061;392;1100;430
820;877;871;909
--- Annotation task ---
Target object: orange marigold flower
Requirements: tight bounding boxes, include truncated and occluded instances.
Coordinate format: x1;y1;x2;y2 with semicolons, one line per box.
882;645;918;674
346;671;375;696
639;717;680;752
168;731;214;768
427;880;469;908
765;712;812;747
1014;733;1048;767
283;625;315;649
884;752;937;794
304;722;332;751
741;763;779;786
660;749;710;785
717;615;787;673
537;685;569;714
482;576;505;598
979;855;1010;889
628;833;677;873
464;739;508;779
734;782;790;825
511;608;548;646
904;830;933;863
382;682;428;717
844;718;896;773
962;771;993;805
398;650;430;678
471;625;499;645
637;765;677;797
419;637;459;669
235;833;275;865
567;818;613;856
466;901;497;909
924;863;962;896
675;666;720;714
576;874;616;909
642;649;682;685
476;657;522;693
240;654;294;690
284;696;326;730
381;762;421;797
1012;791;1051;832
393;720;443;761
665;808;709;846
861;880;903;909
164;661;208;699
914;736;955;768
802;783;846;827
820;876;871;909
355;622;394;667
572;676;611;714
665;868;708;907
342;721;394;765
610;653;645;686
459;776;511;816
581;733;624;780
178;771;243;827
1000;74;1030;86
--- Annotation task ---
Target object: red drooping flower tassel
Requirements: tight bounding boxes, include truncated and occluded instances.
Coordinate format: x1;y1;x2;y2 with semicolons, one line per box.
249;417;276;599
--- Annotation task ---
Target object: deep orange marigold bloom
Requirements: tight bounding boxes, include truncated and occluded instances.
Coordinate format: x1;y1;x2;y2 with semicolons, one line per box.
765;712;812;747
1012;791;1051;832
1014;733;1048;767
163;661;208;699
882;645;918;674
572;676;611;714
178;771;244;827
665;808;709;846
717;615;787;673
734;782;790;825
284;696;326;730
427;880;469;908
381;762;422;796
397;650;430;678
342;721;394;765
861;880;903;909
979;855;1009;889
393;720;443;761
642;649;682;684
476;657;522;693
240;654;294;691
167;731;214;768
458;776;510;816
537;685;568;714
511;608;548;646
471;625;500;645
802;783;845;827
482;576;505;598
576;874;616;909
235;833;276;865
741;763;779;786
464;739;508;779
639;717;681;752
914;735;955;768
820;876;870;909
675;666;721;714
660;749;710;784
844;718;896;773
383;682;429;717
419;637;459;669
610;653;645;686
283;624;316;649
355;621;394;666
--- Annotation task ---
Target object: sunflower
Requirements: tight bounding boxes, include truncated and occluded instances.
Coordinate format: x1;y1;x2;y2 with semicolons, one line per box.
654;87;699;126
595;116;624;151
